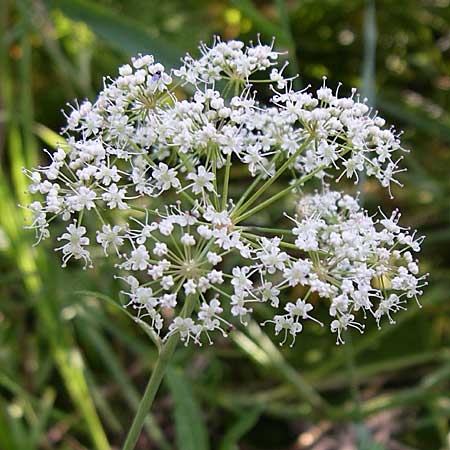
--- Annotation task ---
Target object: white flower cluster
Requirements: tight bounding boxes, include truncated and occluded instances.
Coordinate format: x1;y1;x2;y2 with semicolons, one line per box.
264;190;428;345
23;38;426;346
174;37;283;85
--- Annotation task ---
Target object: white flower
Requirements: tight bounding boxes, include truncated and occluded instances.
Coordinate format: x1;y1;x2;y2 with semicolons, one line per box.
187;166;215;194
127;245;150;271
207;270;224;284
56;223;91;268
67;186;96;211
203;206;232;228
161;275;174;290
257;237;289;274
374;294;406;327
198;225;213;239
166;317;201;345
134;287;157;307
148;259;170;280
153;163;180;192
102;184;129;209
183;279;197;295
207;251;222;265
198;299;223;319
331;314;365;345
95;164;120;185
153;242;168;256
230;294;252;322
96;224;124;256
161;293;177;308
285;299;323;326
269;315;302;347
259;282;280;307
198;276;211;292
231;266;253;293
283;259;312;286
181;233;196;246
285;299;313;318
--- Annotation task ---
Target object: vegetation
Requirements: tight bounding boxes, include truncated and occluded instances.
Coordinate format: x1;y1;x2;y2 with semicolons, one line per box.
1;1;449;449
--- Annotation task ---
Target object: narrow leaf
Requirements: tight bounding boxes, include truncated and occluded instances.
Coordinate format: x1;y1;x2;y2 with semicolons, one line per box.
53;0;182;67
166;367;209;450
219;408;261;450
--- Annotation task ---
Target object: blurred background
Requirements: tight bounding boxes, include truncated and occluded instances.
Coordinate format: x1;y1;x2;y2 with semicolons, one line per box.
1;0;450;449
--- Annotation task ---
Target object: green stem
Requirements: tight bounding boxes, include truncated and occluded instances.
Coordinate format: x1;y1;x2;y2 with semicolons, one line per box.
233;172;265;211
235;165;325;224
240;226;295;235
231;138;311;219
180;190;199;210
232;151;284;212
242;232;299;251
221;152;232;209
121;294;198;450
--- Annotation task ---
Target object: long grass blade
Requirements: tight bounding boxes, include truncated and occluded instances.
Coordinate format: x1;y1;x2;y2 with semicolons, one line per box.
53;0;182;66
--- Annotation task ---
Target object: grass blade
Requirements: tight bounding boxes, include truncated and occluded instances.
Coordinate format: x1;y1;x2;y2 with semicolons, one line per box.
165;366;209;450
219;407;261;450
232;320;329;414
53;0;182;66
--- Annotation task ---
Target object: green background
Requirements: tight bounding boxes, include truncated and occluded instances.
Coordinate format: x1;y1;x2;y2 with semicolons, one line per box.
1;0;449;449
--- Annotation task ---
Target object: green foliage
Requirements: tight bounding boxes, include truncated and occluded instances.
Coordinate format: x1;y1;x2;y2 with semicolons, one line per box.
219;407;262;450
55;0;182;66
165;367;209;450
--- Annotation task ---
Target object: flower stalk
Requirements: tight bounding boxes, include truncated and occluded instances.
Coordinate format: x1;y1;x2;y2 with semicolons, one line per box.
122;294;198;450
231;138;312;220
235;164;326;224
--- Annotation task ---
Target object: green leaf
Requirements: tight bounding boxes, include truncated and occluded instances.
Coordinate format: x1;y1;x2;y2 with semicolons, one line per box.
33;123;64;149
232;321;329;413
165;367;209;450
0;403;15;450
53;0;182;67
219;408;261;450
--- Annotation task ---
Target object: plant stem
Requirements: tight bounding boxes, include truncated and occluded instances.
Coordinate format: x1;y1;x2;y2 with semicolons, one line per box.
231;138;311;220
221;152;232;209
121;294;197;450
241;232;298;251
239;225;295;235
235;165;325;224
232;151;283;212
121;336;177;450
233;172;265;211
